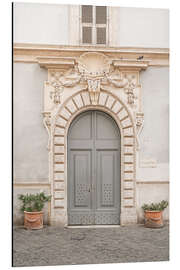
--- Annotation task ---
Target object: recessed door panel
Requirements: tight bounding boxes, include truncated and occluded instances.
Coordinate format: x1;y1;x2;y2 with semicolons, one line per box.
68;112;92;140
97;151;115;207
95;150;120;224
96;111;120;140
68;110;120;225
73;151;92;208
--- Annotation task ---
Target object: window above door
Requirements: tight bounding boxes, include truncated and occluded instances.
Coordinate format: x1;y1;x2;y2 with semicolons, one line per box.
80;5;108;46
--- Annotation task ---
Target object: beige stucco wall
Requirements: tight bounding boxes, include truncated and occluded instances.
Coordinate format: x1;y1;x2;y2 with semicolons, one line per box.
136;67;169;221
13;3;169;224
13;63;50;224
140;67;169;164
13;62;169;223
13;63;48;179
14;3;169;48
110;7;169;48
13;3;69;45
137;67;169;180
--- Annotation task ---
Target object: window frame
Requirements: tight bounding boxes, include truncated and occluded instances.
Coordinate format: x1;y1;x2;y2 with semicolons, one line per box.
79;5;109;46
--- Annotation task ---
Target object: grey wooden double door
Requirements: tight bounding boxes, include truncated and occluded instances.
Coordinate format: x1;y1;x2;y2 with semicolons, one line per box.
68;110;120;225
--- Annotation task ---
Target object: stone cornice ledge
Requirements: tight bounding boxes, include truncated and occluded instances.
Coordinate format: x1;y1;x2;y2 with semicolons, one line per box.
113;59;149;70
13;43;169;67
136;180;169;184
37;56;75;69
37;56;149;70
13;181;51;187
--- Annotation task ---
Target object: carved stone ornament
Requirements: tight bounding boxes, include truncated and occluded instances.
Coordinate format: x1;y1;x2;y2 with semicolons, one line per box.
77;52;111;104
42;112;51;151
36;51;152;227
106;67;138;106
124;78;137;106
48;67;82;105
105;67;129;88
50;82;63;105
48;71;64;104
136;112;144;150
41;52;147;108
87;78;101;104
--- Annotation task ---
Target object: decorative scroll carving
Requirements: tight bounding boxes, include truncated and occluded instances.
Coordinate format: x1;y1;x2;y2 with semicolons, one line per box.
106;68;138;106
136;112;144;150
106;67;128;88
106;75;128;88
60;65;82;87
42;112;51;151
48;67;82;105
44;53;144;108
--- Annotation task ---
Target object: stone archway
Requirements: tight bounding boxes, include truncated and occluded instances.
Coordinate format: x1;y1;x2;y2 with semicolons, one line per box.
50;89;137;226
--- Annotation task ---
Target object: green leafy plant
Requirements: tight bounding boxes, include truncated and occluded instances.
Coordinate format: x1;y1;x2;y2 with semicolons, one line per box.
142;200;168;211
18;192;51;212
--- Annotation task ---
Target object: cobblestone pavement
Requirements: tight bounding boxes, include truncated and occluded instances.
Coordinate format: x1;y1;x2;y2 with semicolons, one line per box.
13;224;169;267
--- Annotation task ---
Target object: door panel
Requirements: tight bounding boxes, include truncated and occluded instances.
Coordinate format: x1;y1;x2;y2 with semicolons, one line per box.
95;150;120;224
68;150;94;225
97;151;115;208
96;111;120;139
73;151;92;208
95;139;119;149
68;112;92;140
69;140;93;149
68;110;120;225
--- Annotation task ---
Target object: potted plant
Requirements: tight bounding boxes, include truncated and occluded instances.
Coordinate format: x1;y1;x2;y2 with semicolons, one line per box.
142;200;168;228
18;192;51;230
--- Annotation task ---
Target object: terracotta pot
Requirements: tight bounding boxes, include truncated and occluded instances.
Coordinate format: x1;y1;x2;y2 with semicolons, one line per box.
144;210;163;228
24;211;43;230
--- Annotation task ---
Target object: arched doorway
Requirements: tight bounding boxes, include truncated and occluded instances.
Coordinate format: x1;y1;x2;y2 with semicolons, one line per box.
52;89;137;226
67;110;121;225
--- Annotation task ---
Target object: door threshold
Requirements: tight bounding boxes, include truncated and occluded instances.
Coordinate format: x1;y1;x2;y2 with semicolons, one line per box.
67;225;121;229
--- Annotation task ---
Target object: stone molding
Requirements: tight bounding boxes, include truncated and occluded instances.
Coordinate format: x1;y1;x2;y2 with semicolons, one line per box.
49;89;137;226
136;180;169;184
13;180;169;187
37;50;153;226
13;43;169;67
13;182;50;187
41;52;146;114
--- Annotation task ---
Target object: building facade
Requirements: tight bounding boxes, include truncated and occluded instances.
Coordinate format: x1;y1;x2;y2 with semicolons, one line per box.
13;3;169;226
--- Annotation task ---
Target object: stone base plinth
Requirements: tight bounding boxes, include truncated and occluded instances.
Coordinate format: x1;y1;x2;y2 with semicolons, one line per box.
120;208;137;225
50;210;67;227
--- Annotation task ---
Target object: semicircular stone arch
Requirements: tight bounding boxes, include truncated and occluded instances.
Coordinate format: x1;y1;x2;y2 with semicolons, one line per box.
51;89;137;226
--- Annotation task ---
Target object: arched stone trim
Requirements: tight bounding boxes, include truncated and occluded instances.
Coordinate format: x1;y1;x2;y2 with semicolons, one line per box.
50;89;137;226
